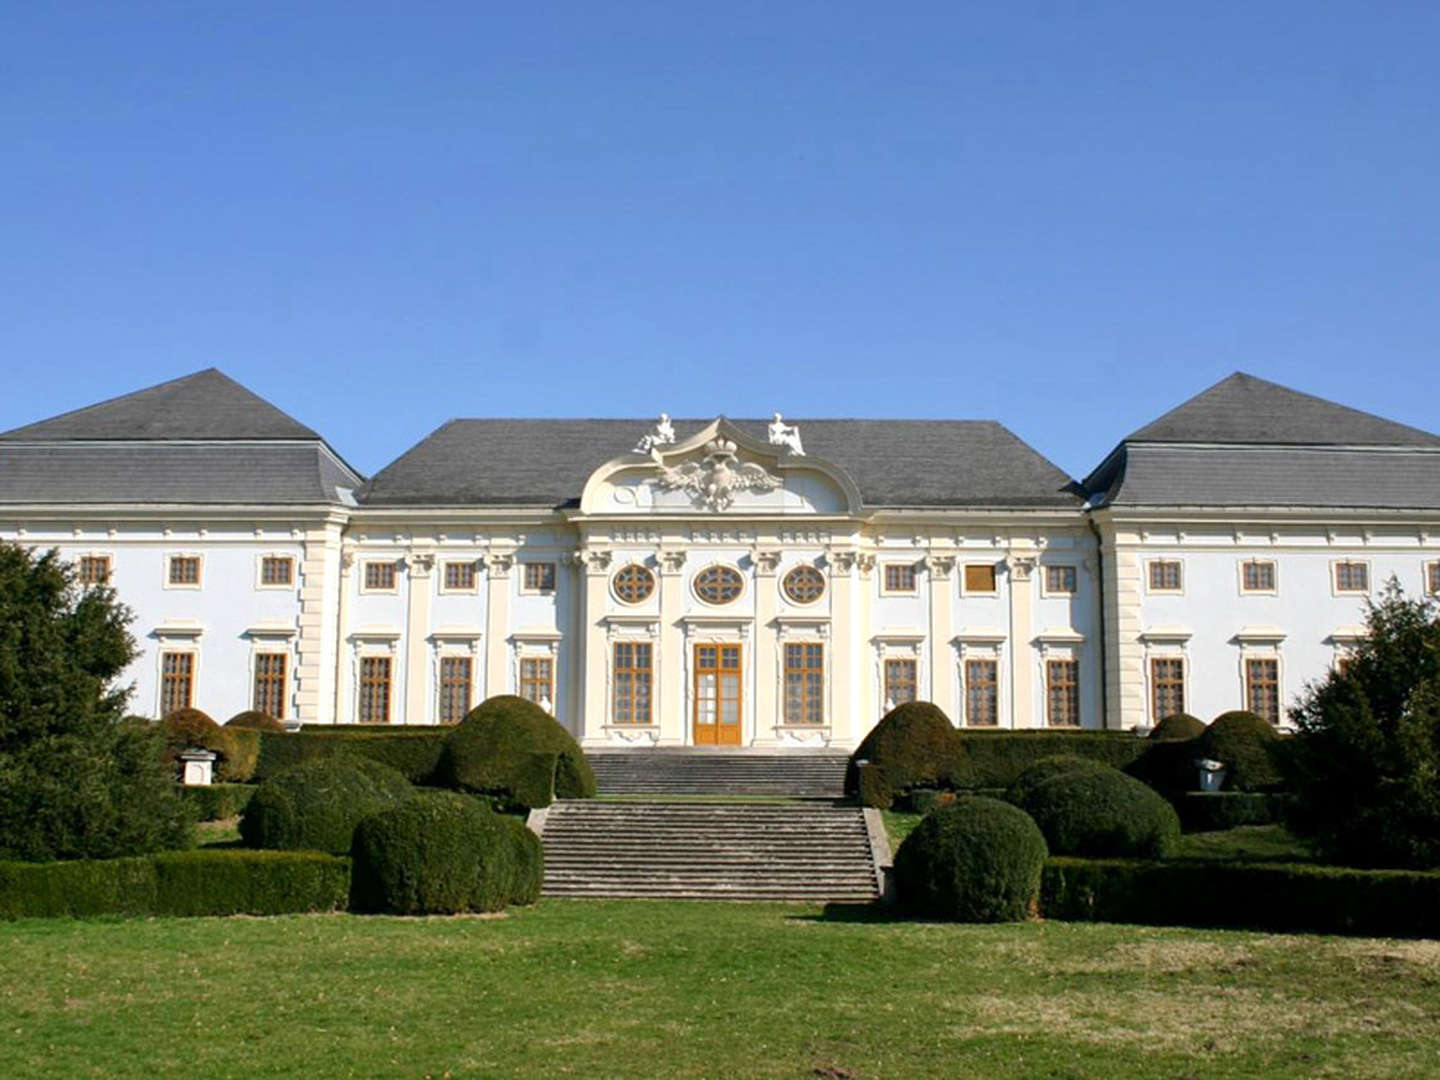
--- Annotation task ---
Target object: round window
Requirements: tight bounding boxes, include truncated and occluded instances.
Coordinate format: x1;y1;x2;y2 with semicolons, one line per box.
782;565;826;604
612;563;656;604
693;564;744;605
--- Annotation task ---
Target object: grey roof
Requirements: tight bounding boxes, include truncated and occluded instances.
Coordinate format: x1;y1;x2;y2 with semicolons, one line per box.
0;443;359;505
358;419;1081;510
0;369;322;442
1126;372;1440;448
1092;444;1440;510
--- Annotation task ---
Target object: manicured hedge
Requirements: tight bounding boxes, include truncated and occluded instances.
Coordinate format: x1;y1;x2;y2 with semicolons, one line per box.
1196;711;1283;792
241;758;414;855
1004;755;1111;808
439;696;595;809
255;729;448;784
1040;857;1440;938
956;730;1149;789
0;850;350;919
1017;767;1181;859
846;702;965;808
178;783;256;822
227;710;286;733
1177;792;1280;833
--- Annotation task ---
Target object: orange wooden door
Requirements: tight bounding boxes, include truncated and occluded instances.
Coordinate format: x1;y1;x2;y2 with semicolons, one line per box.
694;643;743;746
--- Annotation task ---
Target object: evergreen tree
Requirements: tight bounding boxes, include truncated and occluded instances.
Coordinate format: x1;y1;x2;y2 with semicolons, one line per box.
0;542;192;861
1285;580;1440;869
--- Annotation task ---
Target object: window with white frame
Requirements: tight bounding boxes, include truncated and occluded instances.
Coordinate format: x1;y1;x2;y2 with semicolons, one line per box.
964;659;998;727
167;554;201;587
521;562;557;594
1240;559;1276;594
1046;659;1080;727
1148;560;1182;592
612;641;653;724
1246;657;1281;725
259;555;294;588
442;561;477;592
78;554;111;586
1334;560;1369;594
882;563;917;594
783;642;824;725
1043;565;1077;595
1150;657;1185;722
363;561;397;592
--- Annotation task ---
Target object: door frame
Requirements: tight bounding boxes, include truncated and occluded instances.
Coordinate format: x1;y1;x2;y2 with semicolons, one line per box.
692;640;744;746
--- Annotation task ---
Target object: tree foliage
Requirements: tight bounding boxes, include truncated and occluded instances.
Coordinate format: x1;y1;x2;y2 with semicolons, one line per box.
0;542;192;861
1285;581;1440;869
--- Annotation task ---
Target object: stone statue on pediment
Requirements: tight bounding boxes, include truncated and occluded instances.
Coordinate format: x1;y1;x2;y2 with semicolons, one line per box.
633;414;676;457
768;412;805;455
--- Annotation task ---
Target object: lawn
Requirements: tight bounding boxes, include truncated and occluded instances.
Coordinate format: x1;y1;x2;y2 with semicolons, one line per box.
4;901;1439;1079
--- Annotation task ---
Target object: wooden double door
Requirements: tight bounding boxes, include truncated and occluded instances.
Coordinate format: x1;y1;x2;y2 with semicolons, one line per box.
693;643;742;746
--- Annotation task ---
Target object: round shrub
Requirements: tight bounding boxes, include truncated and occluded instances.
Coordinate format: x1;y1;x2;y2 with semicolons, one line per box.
845;701;963;808
160;708;243;780
1197;710;1283;792
226;710;286;733
1149;713;1205;741
239;757;413;855
349;790;544;914
893;797;1048;922
1004;754;1111;808
439;695;596;808
1016;766;1180;858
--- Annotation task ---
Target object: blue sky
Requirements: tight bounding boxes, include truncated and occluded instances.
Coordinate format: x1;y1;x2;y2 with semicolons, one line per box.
4;4;1438;479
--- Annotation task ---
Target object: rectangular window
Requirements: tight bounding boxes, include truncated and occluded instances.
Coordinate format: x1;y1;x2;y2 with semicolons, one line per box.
1044;566;1076;594
78;555;111;586
1429;562;1440;597
784;643;825;725
359;656;392;723
160;652;194;716
522;563;557;593
520;657;554;707
1247;658;1281;725
1241;560;1276;593
963;564;997;594
438;656;473;725
1150;657;1185;722
1335;561;1369;593
168;555;200;586
1148;561;1182;592
964;659;998;727
613;642;653;725
1046;659;1080;727
883;564;917;593
260;556;294;587
883;658;917;708
363;562;397;591
443;561;476;591
253;653;287;719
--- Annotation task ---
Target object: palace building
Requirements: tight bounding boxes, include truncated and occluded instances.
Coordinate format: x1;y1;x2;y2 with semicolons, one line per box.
2;369;1438;747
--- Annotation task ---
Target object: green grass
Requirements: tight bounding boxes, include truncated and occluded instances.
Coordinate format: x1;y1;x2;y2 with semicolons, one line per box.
1174;824;1318;863
5;901;1440;1078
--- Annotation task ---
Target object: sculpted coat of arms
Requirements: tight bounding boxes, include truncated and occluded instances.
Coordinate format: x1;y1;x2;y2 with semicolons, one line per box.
655;438;780;511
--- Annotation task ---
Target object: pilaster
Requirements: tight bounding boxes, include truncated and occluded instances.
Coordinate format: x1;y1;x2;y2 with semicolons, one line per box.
578;548;613;747
925;553;956;719
484;548;514;701
333;545;355;725
296;519;344;724
750;548;782;745
1006;548;1038;727
657;548;688;746
403;551;435;725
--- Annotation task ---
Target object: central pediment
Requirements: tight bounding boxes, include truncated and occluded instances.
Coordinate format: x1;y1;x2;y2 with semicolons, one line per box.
578;418;861;517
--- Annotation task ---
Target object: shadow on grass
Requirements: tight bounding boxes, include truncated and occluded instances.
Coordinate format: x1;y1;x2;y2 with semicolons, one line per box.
786;902;911;924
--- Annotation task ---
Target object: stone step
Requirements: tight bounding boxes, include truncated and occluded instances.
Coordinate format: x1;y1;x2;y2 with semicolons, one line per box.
587;752;849;797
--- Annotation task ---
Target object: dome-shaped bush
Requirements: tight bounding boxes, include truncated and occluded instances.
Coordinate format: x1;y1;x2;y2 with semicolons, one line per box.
350;790;544;914
1004;754;1110;808
160;707;245;780
439;695;595;809
845;701;962;808
1016;766;1180;858
226;710;286;733
1149;713;1206;741
240;757;413;855
893;797;1048;922
1197;710;1283;792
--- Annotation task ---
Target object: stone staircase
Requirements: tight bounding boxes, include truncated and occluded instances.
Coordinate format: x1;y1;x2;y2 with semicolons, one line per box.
587;750;849;798
533;800;887;902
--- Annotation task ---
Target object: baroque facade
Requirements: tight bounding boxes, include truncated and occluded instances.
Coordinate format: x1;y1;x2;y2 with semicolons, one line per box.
2;369;1437;748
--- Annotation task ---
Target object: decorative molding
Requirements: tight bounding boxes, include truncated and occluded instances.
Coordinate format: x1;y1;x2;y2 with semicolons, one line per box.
1006;554;1038;581
658;548;688;574
655;438;780;511
752;549;783;576
486;551;515;577
404;552;435;578
924;554;955;580
1137;626;1192;644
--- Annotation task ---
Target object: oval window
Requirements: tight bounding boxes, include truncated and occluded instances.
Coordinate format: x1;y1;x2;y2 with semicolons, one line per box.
612;563;656;604
693;564;744;605
782;565;826;604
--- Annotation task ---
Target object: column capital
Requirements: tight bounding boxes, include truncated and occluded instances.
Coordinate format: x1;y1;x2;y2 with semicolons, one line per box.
752;549;783;576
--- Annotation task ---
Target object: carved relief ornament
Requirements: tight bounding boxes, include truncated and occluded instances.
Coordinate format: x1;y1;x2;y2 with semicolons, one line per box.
655;438;780;511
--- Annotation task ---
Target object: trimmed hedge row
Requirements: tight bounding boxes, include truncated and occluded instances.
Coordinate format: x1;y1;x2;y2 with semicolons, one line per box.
1040;857;1440;938
957;731;1149;788
178;783;256;822
1177;792;1280;833
255;729;447;784
0;850;350;919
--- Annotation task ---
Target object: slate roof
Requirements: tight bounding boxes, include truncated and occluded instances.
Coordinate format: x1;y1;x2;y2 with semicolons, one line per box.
1086;372;1440;510
1126;372;1440;448
358;419;1081;510
0;369;362;505
0;369;322;442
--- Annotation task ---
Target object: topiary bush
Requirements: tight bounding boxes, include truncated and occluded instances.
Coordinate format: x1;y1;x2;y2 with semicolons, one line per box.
438;696;595;809
1197;711;1283;792
178;783;256;822
1149;713;1205;741
846;702;963;808
1004;754;1111;808
240;757;414;855
160;707;248;781
893;797;1048;922
226;710;286;733
349;790;543;914
1015;766;1180;858
254;729;448;784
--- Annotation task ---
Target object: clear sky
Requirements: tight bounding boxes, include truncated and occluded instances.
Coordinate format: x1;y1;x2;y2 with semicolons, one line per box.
4;4;1438;480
